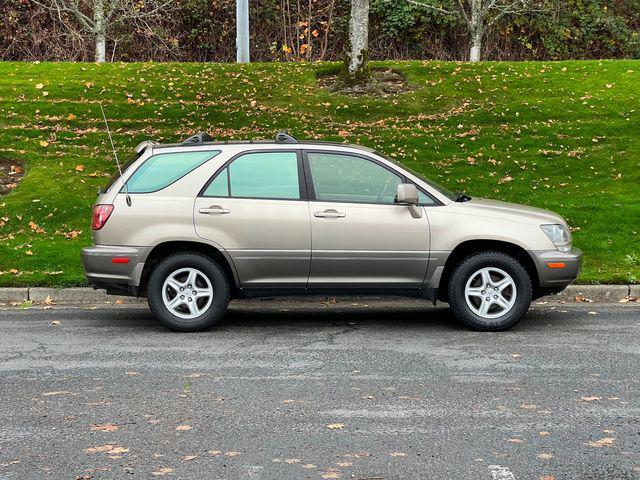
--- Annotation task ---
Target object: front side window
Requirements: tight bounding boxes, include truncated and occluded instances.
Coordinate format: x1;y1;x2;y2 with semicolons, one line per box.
203;151;300;200
125;151;219;193
307;152;403;204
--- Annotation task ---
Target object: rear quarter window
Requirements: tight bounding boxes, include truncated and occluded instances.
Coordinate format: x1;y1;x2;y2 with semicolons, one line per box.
125;151;220;193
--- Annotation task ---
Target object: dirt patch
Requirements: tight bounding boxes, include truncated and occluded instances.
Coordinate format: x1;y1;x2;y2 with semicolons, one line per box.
318;68;414;96
0;157;25;196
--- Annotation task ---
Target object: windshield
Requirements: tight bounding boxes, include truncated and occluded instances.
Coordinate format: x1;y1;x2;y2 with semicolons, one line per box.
374;151;458;201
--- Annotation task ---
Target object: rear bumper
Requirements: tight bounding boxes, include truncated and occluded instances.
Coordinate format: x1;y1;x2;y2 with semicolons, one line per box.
82;245;152;294
531;247;582;292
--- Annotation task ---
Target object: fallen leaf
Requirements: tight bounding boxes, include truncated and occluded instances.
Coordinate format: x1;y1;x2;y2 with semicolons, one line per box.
75;165;85;172
35;83;44;89
182;455;197;461
580;396;601;402
508;438;525;444
39;140;49;147
175;425;191;431
115;299;125;305
389;452;407;457
224;451;241;457
537;453;554;460
91;424;119;432
67;113;76;120
321;471;341;479
42;390;71;396
326;423;345;430
539;431;551;437
50;320;61;326
208;450;222;456
152;467;174;476
284;458;300;464
84;444;129;454
585;437;614;448
44;295;54;305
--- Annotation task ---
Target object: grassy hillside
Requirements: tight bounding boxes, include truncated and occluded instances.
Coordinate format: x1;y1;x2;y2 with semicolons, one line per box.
0;60;638;286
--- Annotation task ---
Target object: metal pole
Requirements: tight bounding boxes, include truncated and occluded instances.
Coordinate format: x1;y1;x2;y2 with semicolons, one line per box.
236;0;250;63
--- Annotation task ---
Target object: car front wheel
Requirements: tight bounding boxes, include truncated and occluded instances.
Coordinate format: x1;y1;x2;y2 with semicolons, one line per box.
447;251;532;331
147;253;230;332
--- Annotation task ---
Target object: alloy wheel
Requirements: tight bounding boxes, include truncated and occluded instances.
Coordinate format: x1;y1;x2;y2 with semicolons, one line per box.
464;267;517;319
161;267;214;319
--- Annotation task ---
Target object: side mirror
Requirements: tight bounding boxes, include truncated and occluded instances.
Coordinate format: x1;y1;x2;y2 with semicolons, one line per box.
396;184;422;219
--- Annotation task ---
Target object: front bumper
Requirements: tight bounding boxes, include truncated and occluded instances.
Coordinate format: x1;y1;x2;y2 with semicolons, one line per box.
531;247;582;293
82;245;152;295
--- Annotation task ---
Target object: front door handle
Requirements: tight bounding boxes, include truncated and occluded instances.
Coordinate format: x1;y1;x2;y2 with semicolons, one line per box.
314;209;346;218
199;206;231;215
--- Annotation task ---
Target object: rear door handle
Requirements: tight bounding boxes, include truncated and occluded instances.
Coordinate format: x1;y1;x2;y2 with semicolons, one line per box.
199;206;230;215
314;209;346;218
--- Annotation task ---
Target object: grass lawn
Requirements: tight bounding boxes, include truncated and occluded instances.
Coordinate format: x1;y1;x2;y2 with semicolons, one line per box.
0;60;638;286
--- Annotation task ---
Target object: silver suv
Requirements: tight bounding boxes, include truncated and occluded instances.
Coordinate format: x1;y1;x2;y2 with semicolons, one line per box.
83;132;581;331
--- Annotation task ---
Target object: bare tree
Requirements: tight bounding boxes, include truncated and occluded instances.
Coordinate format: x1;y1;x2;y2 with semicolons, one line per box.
341;0;371;85
405;0;538;62
33;0;174;62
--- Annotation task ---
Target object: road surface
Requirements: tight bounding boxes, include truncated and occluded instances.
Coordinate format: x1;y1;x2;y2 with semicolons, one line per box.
0;298;638;479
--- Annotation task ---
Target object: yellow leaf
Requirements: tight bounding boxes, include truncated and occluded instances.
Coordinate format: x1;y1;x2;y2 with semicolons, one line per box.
39;140;49;147
326;423;345;430
67;113;76;120
75;165;85;172
35;83;44;89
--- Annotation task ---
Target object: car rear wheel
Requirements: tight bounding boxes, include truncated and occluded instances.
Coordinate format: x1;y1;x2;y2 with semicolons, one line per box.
447;251;532;331
147;253;230;332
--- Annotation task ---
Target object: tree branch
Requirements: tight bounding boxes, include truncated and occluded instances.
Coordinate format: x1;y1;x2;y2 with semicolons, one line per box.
402;0;459;17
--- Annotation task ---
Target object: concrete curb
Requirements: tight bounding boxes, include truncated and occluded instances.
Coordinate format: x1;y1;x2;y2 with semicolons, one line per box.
0;284;636;306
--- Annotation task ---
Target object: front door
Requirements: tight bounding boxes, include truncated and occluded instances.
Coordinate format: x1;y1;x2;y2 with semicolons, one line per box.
194;150;310;288
305;151;430;288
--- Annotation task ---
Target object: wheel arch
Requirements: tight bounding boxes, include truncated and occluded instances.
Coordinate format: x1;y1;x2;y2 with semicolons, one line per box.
437;239;539;302
139;241;239;297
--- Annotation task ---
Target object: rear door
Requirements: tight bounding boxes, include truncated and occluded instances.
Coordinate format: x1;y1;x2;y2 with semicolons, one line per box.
194;150;310;288
304;150;431;288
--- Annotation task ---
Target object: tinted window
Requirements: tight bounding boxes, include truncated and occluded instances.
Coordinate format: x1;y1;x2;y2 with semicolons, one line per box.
204;151;300;200
126;151;219;193
308;152;402;204
203;168;229;196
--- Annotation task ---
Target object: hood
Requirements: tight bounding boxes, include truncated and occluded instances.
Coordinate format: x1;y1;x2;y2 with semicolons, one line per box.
449;197;567;226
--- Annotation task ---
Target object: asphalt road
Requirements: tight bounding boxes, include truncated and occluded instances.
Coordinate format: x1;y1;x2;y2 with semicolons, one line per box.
0;298;639;480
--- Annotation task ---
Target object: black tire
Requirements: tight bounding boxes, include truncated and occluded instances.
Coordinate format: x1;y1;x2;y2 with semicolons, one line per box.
447;250;532;331
147;253;230;332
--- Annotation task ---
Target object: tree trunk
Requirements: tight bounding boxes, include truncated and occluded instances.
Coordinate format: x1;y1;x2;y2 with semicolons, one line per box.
94;0;106;62
341;0;370;85
468;0;483;62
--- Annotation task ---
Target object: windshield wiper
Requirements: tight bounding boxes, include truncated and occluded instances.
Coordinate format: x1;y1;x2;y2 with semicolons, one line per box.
454;191;472;202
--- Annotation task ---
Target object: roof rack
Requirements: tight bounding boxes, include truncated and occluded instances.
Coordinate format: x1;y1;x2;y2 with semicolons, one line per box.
182;132;213;145
275;131;297;144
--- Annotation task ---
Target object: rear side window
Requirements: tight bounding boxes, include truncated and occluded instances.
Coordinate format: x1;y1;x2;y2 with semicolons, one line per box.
202;151;300;200
125;151;219;193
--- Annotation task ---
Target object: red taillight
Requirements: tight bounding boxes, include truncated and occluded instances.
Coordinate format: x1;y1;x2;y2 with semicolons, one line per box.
91;204;114;230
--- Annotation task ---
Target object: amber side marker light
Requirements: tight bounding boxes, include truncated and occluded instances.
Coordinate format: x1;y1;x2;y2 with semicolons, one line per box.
547;262;566;269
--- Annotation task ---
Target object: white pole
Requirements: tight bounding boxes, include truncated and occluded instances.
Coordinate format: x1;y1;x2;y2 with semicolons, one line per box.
236;0;250;63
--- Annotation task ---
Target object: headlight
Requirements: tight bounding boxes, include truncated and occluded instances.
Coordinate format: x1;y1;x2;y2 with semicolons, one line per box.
541;224;571;252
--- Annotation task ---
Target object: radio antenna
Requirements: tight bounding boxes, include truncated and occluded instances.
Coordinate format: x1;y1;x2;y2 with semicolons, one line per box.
100;103;131;207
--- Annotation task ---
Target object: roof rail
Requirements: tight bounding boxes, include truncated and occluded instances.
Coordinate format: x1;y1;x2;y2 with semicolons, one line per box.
275;131;297;144
182;132;213;145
